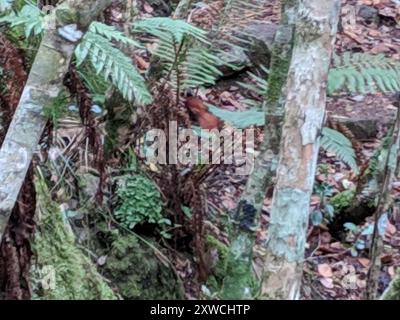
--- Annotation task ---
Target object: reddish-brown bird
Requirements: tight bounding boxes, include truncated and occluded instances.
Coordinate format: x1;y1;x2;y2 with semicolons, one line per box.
185;96;221;130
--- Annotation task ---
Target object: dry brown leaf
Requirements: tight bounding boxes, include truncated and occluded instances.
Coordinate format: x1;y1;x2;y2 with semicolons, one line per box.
386;221;397;236
143;2;154;13
135;55;150;71
356;278;367;289
358;258;370;268
388;266;396;278
320;277;334;289
318;263;333;278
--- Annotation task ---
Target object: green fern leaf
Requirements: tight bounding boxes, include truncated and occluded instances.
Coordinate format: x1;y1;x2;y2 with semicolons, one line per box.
76;29;152;105
0;1;44;37
207;105;265;128
0;0;12;12
132;17;222;90
328;52;400;95
320;127;359;173
88;22;142;47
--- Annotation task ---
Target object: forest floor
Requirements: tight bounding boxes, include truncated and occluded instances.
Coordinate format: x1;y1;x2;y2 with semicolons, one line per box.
2;0;399;300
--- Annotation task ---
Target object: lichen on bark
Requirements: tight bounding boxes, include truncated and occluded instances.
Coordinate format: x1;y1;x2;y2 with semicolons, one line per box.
261;0;341;300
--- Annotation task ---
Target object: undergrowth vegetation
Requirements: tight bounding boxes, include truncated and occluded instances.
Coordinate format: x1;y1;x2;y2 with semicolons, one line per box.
0;0;399;301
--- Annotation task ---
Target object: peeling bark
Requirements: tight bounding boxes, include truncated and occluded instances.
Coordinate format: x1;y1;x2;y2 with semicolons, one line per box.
261;0;341;300
0;0;112;243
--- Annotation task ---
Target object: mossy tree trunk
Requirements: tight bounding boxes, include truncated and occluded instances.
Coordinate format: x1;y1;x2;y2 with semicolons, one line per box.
221;0;297;300
261;0;341;300
0;0;113;242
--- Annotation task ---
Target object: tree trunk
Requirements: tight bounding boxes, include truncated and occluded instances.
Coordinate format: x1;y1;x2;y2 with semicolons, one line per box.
366;104;400;300
261;0;341;300
221;0;297;299
0;0;112;242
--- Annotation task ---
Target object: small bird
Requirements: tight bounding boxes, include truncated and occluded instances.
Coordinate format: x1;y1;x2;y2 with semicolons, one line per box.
185;96;221;130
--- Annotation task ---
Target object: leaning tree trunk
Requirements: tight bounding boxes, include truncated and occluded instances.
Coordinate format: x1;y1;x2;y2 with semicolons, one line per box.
221;0;297;300
261;0;341;300
0;0;112;242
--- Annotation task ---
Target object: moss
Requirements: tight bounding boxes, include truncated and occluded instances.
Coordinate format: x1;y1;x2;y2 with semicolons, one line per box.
221;260;255;300
100;231;183;300
266;52;291;106
265;25;294;108
382;271;400;300
31;176;117;300
205;235;229;290
220;234;256;299
330;189;355;212
114;174;164;230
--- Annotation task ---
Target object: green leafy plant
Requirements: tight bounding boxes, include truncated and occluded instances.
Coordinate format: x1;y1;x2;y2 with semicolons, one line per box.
311;165;336;226
132;17;222;91
1;5;152;105
237;66;269;109
0;1;44;37
320;127;359;174
208;104;265;128
329;189;355;212
343;221;375;257
75;22;152;105
328;52;400;95
114;174;168;231
0;0;13;12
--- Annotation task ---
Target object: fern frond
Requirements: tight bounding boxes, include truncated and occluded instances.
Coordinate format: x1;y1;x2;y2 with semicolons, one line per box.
328;52;400;95
236;66;268;108
0;0;13;12
365;135;392;177
320;127;359;173
76;28;152;105
181;45;222;88
88;21;142;47
0;1;44;37
133;17;209;44
132;17;222;90
207;104;265;128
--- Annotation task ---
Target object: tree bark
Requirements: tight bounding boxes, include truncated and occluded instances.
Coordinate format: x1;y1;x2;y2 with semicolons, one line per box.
366;104;400;300
0;0;112;242
221;0;297;299
261;0;341;300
